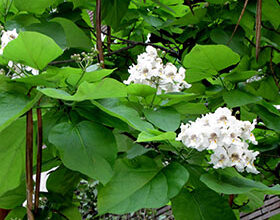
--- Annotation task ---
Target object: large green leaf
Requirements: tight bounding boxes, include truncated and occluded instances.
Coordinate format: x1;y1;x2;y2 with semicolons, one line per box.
46;165;81;196
223;89;262;108
0;118;25;196
171;188;236;220
126;84;156;97
38;78;127;101
49;121;117;184
14;0;53;14
262;0;280;29
200;171;280;195
24;22;67;49
97;157;189;214
92;98;154;131
51;17;92;50
101;0;130;30
3;31;63;70
143;107;180;131
0;182;25;209
183;45;240;75
0;91;41;133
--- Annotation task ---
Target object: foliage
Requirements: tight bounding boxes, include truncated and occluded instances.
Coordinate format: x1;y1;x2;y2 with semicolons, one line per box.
0;0;280;219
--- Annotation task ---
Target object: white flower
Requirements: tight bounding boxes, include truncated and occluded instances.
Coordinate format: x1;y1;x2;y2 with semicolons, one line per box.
124;46;191;94
210;147;230;169
177;107;259;174
0;28;18;55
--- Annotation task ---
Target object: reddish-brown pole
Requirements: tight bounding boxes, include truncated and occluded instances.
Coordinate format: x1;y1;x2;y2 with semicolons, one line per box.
96;0;105;68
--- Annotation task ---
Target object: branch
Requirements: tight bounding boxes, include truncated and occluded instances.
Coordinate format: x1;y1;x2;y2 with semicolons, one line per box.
34;104;43;214
227;0;248;44
102;31;179;58
96;0;104;68
255;0;262;60
26;109;34;220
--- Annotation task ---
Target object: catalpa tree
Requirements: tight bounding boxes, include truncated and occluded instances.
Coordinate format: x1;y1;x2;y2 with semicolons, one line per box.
0;0;280;219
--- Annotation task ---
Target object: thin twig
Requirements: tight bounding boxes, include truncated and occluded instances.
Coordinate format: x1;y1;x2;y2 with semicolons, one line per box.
255;0;262;61
262;23;280;35
96;0;104;68
26;109;34;220
227;0;248;45
34;103;43;214
102;31;179;57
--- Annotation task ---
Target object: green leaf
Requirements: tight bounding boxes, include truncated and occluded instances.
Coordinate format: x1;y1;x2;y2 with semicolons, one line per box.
46;165;81;196
250;104;280;131
49;121;117;184
223;71;259;83
51;17;92;50
97;157;189;214
61;206;82;220
24;22;67;49
126;144;153;159
0;118;25;196
0;91;41;132
262;0;280;29
171;188;236;220
223;89;262;108
126;84;156;97
14;0;53;14
92;98;154;131
137;130;176;142
4;207;26;220
173;102;208;115
101;0;130;30
183;45;240;74
0;182;25;209
14;66;82;87
38;78;127;101
185;68;213;83
200;171;280;195
143;107;180;131
172;7;207;26
3;31;63;70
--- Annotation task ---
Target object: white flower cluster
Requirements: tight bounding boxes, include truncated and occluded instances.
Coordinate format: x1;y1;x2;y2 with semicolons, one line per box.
124;46;191;94
176;107;259;174
0;29;39;78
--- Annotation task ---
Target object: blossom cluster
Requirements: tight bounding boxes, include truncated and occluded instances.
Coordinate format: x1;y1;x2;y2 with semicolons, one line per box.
124;46;191;94
176;107;259;174
0;29;39;78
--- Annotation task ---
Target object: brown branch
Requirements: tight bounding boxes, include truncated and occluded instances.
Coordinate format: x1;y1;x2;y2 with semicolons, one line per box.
227;0;248;45
96;0;104;68
0;209;10;220
107;26;112;52
255;0;262;61
26;109;34;220
34;104;43;214
229;194;235;207
270;48;280;90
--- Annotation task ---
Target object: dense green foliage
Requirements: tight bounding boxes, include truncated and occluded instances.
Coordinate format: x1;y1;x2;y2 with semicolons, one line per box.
0;0;280;219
